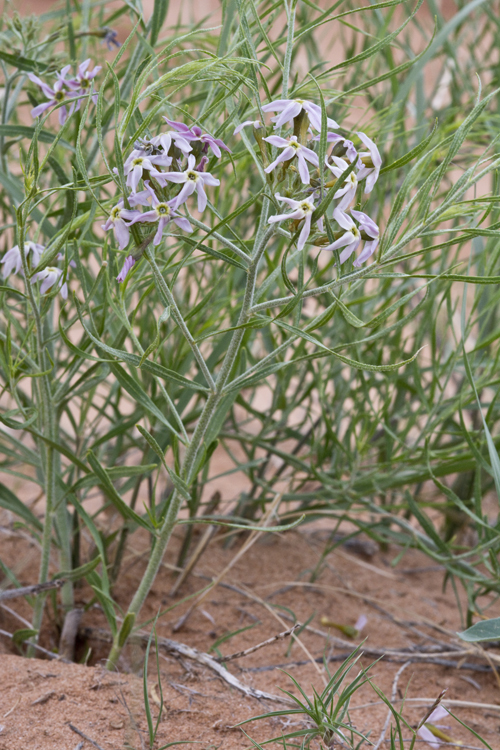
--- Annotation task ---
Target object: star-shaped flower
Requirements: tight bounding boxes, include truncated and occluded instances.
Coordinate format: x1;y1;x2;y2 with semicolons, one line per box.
31;266;68;299
1;242;43;279
123;150;172;192
152;154;220;212
356;132;382;193
163;118;231;157
65;58;101;105
268;194;316;251
127;182;193;245
263;135;319;184
262;99;339;131
102;204;143;250
325;156;359;210
28;66;75;124
323;207;379;267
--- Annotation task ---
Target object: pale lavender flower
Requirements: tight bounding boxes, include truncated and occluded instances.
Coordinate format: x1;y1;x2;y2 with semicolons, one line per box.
314;132;357;162
28;67;74;124
163;118;231;157
116;255;135;283
127;182;193;245
65;58;101;105
325;156;359;210
356;132;382;193
324;208;361;262
354;614;368;633
133;134;175;157
160;123;192;154
1;241;43;279
351;209;379;265
102;28;121;50
262;99;339;131
268;194;315;251
263;135;319;184
153;154;220;212
31;266;68;299
128;189;154;207
149;133;173;154
324;208;379;267
233;120;263;135
123;150;172;192
417;706;451;749
102;204;143;249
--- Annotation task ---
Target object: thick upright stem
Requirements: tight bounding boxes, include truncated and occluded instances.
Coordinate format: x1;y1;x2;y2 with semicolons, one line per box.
107;229;274;668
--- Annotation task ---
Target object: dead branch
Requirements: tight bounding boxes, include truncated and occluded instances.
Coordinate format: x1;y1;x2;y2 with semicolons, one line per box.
69;724;106;750
0;579;65;601
214;624;301;663
82;626;294;705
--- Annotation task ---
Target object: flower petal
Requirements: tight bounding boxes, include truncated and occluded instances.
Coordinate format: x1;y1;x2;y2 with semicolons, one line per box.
173;216;193;233
324;232;357;252
263;135;291;147
297;153;311;184
261;99;292;113
338;238;361;263
297;214;312;251
333;207;355;231
196;181;207;212
114;219;130;250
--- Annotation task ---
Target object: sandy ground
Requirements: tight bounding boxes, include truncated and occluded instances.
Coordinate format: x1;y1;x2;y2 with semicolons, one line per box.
1;522;500;749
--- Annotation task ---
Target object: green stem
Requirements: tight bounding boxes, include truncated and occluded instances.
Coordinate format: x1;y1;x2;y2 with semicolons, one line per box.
18;212;74;656
16;215;74;652
107;228;274;668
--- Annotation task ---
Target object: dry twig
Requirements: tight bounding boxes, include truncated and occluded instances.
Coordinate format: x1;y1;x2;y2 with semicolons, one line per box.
82;626;294;705
68;724;106;750
0;579;64;601
373;662;411;750
214;624;301;663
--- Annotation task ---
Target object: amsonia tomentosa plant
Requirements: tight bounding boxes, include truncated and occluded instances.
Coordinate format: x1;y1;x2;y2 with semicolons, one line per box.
1;0;500;665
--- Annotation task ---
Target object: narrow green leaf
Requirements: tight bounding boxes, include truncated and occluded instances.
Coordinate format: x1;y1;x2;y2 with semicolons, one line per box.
52;556;101;582
136;424;191;501
0;481;43;531
150;0;169;46
380;120;438;175
86;450;153;531
0;51;46;71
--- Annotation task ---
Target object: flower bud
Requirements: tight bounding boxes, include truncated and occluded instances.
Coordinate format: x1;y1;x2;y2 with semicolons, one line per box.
293;109;310;144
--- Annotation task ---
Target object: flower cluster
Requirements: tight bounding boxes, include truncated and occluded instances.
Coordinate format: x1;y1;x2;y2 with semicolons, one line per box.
235;98;381;266
0;243;72;299
104;118;230;282
28;59;101;124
